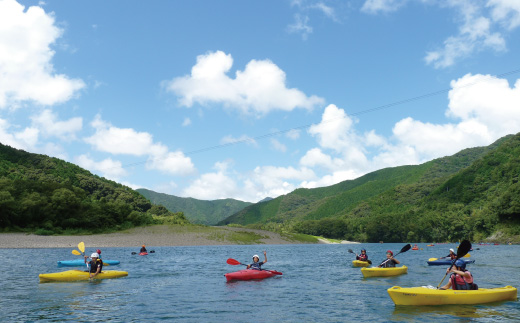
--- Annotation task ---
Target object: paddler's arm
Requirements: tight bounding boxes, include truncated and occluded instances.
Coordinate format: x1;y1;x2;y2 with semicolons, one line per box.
263;251;267;264
90;265;101;278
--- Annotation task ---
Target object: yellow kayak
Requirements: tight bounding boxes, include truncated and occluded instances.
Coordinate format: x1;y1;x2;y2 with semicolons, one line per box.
39;270;128;282
352;260;370;267
361;265;407;277
387;286;517;305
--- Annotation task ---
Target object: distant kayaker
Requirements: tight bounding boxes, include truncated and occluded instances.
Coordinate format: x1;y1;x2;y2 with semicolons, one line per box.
247;251;267;270
84;252;103;278
442;248;456;260
140;245;147;253
356;249;368;261
96;249;102;261
439;259;476;290
379;250;400;268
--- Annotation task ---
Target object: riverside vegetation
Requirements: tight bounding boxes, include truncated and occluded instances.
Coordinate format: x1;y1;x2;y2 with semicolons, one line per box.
0;143;188;235
218;133;520;244
1;133;520;244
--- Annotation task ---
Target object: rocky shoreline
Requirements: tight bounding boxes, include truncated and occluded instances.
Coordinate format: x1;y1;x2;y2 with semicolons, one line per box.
0;225;328;248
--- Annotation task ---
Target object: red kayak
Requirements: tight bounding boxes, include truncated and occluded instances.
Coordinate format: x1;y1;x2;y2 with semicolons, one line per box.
139;252;148;256
225;269;282;282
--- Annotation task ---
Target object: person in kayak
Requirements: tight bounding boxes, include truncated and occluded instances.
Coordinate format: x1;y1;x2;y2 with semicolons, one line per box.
356;249;368;261
247;251;267;270
84;252;103;278
442;248;457;260
439;259;477;290
379;250;400;268
140;245;147;253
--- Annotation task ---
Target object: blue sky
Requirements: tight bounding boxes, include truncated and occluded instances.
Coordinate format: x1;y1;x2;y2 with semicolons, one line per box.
1;0;520;202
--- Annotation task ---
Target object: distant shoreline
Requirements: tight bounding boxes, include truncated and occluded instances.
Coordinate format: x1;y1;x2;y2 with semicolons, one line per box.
0;225;354;249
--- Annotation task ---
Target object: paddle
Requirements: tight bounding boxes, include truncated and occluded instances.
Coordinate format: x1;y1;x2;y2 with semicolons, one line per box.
71;242;89;270
379;244;411;267
436;240;472;289
348;249;372;265
227;258;247;266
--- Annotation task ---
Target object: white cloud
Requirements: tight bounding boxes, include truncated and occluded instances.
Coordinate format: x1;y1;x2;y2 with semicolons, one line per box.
270;138;287;152
286;129;301;140
220;134;258;147
164;51;324;116
84;115;195;176
488;0;520;30
74;154;128;180
0;118;39;150
292;73;520;193
182;161;239;200
361;0;408;14
182;117;191;126
424;2;507;69
30;109;82;140
287;14;313;40
0;0;85;108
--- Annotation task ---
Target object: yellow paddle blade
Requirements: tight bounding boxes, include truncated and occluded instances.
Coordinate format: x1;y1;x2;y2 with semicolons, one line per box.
78;242;85;253
463;253;470;258
72;250;81;256
428;258;438;261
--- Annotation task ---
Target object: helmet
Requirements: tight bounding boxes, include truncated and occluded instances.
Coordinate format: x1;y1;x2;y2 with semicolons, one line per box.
454;259;466;269
91;253;99;258
449;248;454;253
142;245;145;247
253;254;259;259
96;249;102;254
361;249;366;252
386;250;393;256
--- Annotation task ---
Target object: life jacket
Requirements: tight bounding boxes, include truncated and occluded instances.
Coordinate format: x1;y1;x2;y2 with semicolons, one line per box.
357;254;368;261
89;259;103;273
450;271;477;290
249;261;264;270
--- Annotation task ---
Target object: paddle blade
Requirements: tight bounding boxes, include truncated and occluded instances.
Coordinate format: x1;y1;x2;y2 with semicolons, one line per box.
367;260;372;265
428;258;438;262
400;244;412;253
72;250;81;256
348;249;354;254
226;258;242;265
78;242;85;253
456;240;472;259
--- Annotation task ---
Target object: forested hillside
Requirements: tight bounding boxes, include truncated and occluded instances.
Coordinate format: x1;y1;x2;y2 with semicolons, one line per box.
137;189;251;225
219;134;520;243
0;143;189;234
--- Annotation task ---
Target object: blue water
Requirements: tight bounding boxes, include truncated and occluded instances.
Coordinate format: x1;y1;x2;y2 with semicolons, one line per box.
1;243;519;322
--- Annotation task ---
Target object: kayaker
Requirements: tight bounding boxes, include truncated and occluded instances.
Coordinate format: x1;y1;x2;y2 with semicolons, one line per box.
379;250;400;268
247;251;267;270
84;252;103;278
356;249;368;261
439;259;476;290
140;245;147;253
442;248;457;260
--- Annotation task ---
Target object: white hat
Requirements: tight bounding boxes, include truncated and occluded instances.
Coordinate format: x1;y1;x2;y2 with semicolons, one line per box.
91;252;100;258
449;248;454;252
253;254;259;259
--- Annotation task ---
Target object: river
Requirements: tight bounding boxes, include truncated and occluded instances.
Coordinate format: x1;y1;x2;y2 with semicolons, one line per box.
1;243;518;322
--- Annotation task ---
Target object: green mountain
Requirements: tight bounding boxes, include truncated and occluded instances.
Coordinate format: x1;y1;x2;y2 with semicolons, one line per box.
219;134;519;243
136;188;252;225
0;143;189;234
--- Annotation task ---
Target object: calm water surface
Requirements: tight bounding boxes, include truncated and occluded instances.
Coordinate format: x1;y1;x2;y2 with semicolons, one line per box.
1;243;519;322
